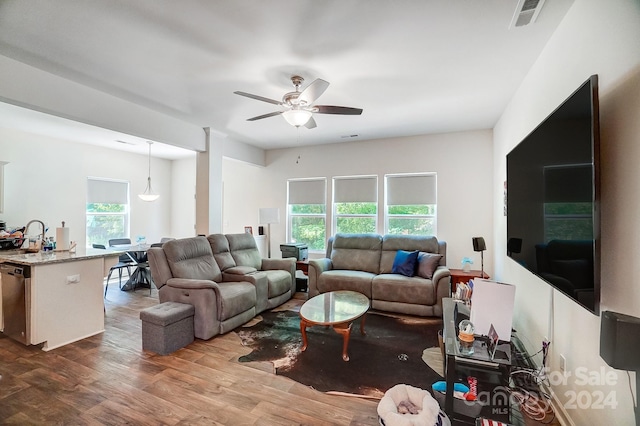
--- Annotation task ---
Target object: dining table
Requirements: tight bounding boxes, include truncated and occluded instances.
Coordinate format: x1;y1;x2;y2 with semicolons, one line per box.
111;244;153;292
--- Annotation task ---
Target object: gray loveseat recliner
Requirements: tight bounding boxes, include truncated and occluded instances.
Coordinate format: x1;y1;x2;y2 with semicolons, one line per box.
308;233;451;317
148;233;295;340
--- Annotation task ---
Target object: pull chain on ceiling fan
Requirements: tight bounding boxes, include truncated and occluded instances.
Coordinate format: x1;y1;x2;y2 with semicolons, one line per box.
234;75;363;128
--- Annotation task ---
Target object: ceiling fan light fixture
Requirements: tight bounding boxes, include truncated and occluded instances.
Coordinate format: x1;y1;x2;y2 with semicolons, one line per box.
282;109;312;127
138;141;160;202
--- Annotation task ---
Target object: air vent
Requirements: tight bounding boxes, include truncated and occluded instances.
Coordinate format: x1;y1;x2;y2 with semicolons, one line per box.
115;139;135;145
510;0;545;28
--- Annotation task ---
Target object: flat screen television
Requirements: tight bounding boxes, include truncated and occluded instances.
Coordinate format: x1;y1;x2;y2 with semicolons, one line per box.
506;75;600;315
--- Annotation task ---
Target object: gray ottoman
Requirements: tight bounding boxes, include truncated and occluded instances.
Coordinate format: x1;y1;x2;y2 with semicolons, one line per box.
140;302;195;355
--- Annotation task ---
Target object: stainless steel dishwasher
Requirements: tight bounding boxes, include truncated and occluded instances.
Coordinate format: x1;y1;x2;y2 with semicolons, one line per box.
1;263;30;345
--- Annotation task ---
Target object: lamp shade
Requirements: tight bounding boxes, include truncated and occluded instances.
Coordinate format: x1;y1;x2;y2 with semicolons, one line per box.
472;237;486;252
259;208;280;224
282;109;312;127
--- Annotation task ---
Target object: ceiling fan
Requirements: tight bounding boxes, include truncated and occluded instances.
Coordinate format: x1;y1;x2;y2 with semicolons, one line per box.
234;75;363;128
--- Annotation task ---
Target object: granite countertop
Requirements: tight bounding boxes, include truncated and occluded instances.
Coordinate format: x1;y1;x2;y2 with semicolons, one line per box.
0;247;122;266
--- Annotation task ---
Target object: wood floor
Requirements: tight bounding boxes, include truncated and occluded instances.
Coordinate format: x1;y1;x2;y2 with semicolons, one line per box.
0;284;381;425
0;282;561;425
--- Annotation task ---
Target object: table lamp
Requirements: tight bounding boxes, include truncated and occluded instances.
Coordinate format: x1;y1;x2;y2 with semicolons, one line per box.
472;237;486;278
259;208;280;258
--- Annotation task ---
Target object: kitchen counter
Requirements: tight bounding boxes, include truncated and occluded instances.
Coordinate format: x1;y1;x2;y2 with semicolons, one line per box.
0;247;121;351
0;247;120;266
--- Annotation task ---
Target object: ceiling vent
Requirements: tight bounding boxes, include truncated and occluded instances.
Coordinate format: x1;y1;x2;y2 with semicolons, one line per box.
510;0;546;28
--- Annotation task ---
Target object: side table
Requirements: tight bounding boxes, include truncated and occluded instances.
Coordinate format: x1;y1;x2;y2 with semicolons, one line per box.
449;268;489;294
295;260;309;292
296;260;309;275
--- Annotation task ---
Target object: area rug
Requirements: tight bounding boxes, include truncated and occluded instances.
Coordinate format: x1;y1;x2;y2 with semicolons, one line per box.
235;309;443;398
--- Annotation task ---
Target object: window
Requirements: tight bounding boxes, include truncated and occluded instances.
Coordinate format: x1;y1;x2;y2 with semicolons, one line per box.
385;173;437;235
86;178;129;247
333;176;377;234
288;178;326;251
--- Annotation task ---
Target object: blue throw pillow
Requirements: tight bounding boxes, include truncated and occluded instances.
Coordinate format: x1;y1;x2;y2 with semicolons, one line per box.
392;250;419;277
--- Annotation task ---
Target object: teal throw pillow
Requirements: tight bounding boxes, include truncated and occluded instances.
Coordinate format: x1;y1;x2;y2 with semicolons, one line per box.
392;250;419;277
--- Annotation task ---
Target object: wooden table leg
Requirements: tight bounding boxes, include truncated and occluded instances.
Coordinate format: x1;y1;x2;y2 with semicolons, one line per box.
360;313;367;336
333;323;353;361
300;319;309;352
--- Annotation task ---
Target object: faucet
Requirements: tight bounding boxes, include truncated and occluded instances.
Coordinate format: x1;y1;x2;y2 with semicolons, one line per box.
24;220;46;246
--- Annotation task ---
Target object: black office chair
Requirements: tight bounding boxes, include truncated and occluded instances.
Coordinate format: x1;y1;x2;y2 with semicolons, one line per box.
93;243;133;296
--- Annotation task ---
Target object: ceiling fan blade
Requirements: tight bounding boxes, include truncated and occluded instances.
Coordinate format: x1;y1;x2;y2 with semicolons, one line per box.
298;79;329;105
247;111;284;121
234;91;282;106
314;105;363;115
304;116;317;129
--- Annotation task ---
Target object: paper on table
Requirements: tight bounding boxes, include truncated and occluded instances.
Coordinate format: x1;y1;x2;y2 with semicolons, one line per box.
470;278;515;342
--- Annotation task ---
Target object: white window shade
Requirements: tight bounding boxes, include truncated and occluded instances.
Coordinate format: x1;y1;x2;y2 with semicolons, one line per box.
386;174;437;205
288;179;326;205
334;176;377;203
87;178;129;204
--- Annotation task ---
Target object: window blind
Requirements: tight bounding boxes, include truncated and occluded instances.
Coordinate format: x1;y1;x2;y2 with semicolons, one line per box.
288;178;326;205
386;174;437;205
87;178;129;204
333;176;377;203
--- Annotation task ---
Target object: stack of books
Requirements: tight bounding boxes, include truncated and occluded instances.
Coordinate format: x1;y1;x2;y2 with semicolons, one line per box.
454;280;473;302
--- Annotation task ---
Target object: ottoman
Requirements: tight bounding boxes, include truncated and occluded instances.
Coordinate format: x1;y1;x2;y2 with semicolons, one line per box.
140;302;195;355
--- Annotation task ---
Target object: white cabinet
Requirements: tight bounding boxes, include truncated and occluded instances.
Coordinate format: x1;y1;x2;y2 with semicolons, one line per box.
254;235;268;258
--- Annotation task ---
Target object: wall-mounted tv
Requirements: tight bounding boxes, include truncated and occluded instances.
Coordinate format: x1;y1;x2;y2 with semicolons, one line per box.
506;75;600;315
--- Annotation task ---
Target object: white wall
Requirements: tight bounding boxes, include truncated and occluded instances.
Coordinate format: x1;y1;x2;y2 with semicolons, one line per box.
170;157;197;238
222;129;494;269
493;0;640;424
0;127;177;245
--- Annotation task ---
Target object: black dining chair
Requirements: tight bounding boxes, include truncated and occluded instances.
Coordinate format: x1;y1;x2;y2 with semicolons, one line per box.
93;243;133;296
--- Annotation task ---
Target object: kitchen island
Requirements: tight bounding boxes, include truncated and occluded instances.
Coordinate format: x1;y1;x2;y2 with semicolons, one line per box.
0;248;120;351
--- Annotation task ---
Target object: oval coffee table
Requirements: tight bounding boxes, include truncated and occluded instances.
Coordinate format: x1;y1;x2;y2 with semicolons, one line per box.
299;290;370;361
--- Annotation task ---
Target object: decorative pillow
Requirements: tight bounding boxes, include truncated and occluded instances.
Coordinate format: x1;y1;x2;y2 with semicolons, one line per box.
416;252;443;279
392;250;419;277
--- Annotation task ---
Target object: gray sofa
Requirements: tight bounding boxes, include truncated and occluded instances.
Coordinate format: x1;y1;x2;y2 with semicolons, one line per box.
308;233;451;317
148;233;295;340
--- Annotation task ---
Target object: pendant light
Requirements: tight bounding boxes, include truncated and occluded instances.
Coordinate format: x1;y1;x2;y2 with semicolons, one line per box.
138;141;159;202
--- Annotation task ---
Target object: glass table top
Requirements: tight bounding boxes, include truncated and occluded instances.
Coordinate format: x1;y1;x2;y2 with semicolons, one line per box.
299;290;369;325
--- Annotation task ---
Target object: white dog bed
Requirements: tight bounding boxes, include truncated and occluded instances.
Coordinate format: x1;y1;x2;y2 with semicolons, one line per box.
377;384;451;426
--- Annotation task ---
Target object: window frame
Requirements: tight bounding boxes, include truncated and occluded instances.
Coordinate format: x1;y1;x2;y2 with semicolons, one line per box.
384;173;437;236
287;178;327;252
86;177;130;247
332;175;378;235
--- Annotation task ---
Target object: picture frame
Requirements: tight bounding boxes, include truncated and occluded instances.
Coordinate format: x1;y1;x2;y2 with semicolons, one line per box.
244;226;253;235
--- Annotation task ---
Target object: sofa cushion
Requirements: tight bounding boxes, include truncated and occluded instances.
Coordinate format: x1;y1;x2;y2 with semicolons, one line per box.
163;236;222;282
207;234;237;271
391;250;419;277
372;274;436;305
416;253;443;279
331;233;382;274
216;281;257;321
227;233;262;270
380;235;440;273
263;270;292;298
318;270;375;298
